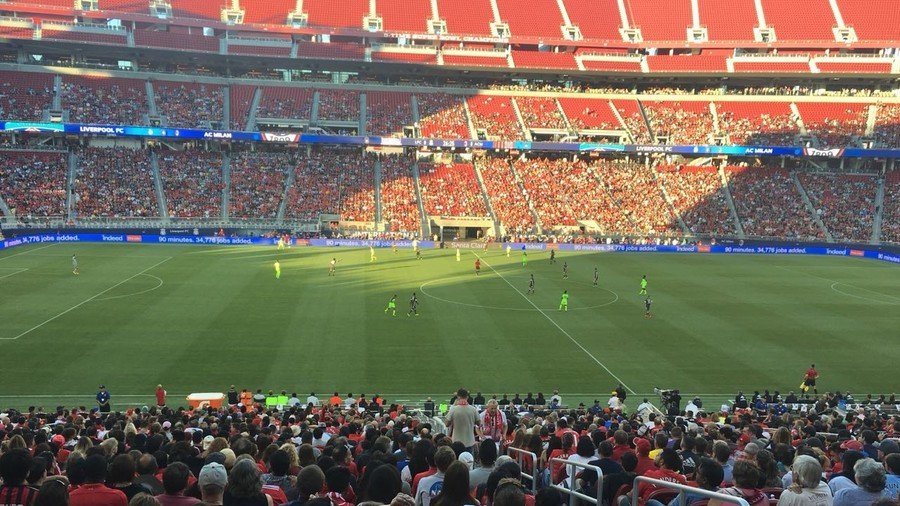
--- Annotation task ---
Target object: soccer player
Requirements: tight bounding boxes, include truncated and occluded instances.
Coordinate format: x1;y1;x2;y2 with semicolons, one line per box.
521;251;528;267
644;297;652;318
392;242;398;255
593;267;599;287
72;254;79;275
559;290;569;312
639;275;648;295
407;292;419;317
505;244;511;257
550;249;556;264
370;246;377;263
562;261;568;279
384;295;397;317
274;259;281;280
456;247;461;262
527;273;535;294
475;258;481;276
416;248;422;260
328;258;338;276
802;364;819;394
277;237;285;250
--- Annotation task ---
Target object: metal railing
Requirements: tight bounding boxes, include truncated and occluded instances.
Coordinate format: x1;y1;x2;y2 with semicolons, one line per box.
549;458;603;506
507;447;539;493
631;477;751;506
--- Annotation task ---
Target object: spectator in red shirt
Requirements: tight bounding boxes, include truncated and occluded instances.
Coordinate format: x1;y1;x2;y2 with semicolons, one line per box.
610;430;631;463
0;449;39;506
69;454;128;506
632;437;657;476
156;385;167;408
620;448;686;506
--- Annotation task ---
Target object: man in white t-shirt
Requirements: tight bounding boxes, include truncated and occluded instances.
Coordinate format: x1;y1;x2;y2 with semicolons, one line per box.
416;447;456;506
445;388;482;452
306;392;320;407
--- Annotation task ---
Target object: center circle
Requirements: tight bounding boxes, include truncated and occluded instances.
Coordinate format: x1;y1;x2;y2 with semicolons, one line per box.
419;276;619;312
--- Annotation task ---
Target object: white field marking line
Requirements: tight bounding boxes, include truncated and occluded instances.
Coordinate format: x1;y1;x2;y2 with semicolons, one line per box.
773;264;900;301
25;253;172;258
0;392;737;398
93;274;165;302
830;282;900;305
0;256;173;341
0;268;29;280
0;243;58;260
225;252;304;261
474;252;636;395
419;278;619;312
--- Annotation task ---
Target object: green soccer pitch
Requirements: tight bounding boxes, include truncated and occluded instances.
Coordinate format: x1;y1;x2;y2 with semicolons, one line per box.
0;242;898;410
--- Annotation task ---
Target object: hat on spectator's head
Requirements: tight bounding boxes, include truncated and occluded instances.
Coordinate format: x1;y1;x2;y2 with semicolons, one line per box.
458;452;474;469
879;440;899;455
202;435;214;451
743;442;760;456
840;440;864;451
633;437;651;455
198;462;227;488
51;434;65;446
162;421;171;430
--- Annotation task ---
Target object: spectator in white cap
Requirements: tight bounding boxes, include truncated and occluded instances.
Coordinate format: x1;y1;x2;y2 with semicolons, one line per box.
198;462;227;505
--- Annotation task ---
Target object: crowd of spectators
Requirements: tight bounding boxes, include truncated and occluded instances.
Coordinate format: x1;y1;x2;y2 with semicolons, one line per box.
285;151;376;222
0;71;53;122
380;155;422;232
717;105;800;146
799;173;877;243
594;161;679;235
317;90;360;123
74;148;158;218
418;163;489;217
0;386;898;506
256;88;314;120
477;157;536;234
366;92;412;137
514;97;567;130
158;150;224;219
229;151;290;219
416;94;471;139
612;102;653;144
726;167;823;240
882;173;900;245
797;105;868;147
874;104;900;148
467;96;525;140
154;82;224;129
643;102;714;145
0;150;68;218
656;165;736;236
63;78;148;125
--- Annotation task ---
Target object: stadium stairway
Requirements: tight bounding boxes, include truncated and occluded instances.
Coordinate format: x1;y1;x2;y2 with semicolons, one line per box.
472;162;503;237
510;98;531;141
508;156;543;233
718;164;746;239
411;162;431;238
651;163;691;235
0;191;11;225
276;157;297;225
872;175;885;244
221;152;231;219
461;99;478;139
374;157;383;225
223;86;232;130
65;151;77;220
146;81;158;117
309;91;321;126
245;87;263;132
792;171;835;242
150;151;170;223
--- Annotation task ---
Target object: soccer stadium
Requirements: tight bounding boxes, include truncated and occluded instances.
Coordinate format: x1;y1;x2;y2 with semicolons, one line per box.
0;0;898;504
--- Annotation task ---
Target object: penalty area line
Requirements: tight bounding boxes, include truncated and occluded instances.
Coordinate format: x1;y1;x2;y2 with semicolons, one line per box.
0;256;173;341
473;252;636;395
